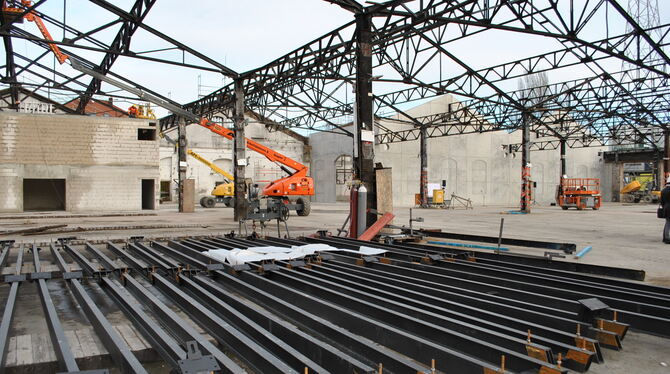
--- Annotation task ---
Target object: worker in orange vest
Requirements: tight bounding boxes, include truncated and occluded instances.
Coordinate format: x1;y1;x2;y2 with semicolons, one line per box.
128;105;138;118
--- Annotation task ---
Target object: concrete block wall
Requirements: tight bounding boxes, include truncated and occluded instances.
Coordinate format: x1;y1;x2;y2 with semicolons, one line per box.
310;95;607;207
0;112;159;212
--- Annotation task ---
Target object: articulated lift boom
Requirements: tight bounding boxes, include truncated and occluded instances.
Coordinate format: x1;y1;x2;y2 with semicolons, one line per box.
187;150;237;208
12;1;314;217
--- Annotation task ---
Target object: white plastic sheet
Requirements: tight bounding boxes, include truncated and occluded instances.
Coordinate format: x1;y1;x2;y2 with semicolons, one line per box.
202;243;386;265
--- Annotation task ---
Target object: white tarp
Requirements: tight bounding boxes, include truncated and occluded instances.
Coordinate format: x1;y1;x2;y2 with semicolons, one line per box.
202;243;386;265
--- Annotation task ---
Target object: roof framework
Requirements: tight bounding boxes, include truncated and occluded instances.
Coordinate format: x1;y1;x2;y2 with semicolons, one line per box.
0;0;668;150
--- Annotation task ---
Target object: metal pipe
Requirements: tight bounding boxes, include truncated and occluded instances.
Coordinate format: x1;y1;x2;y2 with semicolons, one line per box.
357;185;367;237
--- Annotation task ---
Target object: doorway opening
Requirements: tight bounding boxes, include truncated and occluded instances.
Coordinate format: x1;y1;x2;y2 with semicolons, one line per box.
142;179;155;210
23;179;66;211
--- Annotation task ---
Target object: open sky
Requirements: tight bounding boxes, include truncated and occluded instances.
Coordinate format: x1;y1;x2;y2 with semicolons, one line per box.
4;0;670;118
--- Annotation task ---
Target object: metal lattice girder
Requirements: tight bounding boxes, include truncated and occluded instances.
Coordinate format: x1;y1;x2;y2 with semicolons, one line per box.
75;0;158;113
1;0;669;150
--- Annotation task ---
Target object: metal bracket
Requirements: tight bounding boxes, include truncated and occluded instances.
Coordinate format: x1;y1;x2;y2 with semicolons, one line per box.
544;251;566;259
261;263;279;272
232;264;251;271
28;271;52;280
204;263;225;271
3;274;26;282
178;341;220;374
62;271;84;280
288;260;306;268
362;256;378;263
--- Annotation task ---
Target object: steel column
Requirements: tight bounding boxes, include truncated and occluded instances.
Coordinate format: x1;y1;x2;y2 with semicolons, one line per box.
354;12;376;228
521;112;532;213
178;119;187;213
420;124;428;207
233;78;248;222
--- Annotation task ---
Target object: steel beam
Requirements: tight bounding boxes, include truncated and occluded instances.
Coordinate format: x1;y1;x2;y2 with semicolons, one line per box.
31;246;81;373
119;273;243;373
0;246;22;369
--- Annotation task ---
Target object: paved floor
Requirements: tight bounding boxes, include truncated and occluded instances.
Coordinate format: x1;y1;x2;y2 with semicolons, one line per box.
1;202;669;373
2;202;668;284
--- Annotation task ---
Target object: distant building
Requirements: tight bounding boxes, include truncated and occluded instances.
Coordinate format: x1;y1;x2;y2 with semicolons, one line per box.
0;87;74;114
64;97;129;117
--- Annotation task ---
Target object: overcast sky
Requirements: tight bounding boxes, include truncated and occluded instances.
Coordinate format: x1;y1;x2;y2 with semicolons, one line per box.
5;0;670;117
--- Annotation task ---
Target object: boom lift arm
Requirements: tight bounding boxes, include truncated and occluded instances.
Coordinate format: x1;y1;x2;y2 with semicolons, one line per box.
187;150;235;182
11;0;313;199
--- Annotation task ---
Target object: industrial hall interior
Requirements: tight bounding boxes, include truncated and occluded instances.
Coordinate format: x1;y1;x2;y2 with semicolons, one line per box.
1;1;669;373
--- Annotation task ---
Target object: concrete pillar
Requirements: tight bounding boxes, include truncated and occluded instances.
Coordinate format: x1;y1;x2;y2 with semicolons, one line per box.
354;13;376;227
233;79;248;221
419;125;428;207
520;113;531;213
177;119;187;212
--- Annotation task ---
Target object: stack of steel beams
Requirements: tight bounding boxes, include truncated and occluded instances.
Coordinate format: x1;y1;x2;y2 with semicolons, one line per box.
0;235;668;373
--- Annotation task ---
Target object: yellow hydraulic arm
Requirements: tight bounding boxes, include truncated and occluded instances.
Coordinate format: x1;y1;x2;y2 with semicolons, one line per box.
187;150;235;182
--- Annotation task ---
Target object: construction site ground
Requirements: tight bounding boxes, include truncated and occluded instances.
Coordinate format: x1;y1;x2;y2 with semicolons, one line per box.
0;202;669;373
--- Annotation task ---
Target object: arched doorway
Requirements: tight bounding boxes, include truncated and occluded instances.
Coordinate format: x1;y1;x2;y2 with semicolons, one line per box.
335;154;353;201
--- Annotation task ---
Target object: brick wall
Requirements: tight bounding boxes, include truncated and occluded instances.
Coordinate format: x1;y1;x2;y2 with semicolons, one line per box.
0;112;159;212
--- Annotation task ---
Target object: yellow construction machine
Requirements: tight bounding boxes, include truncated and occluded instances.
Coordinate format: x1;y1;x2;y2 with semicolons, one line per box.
621;174;660;204
128;103;156;119
187;150;236;208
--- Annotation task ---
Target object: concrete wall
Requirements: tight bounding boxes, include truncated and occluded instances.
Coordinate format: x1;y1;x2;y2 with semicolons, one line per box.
159;120;308;200
0;112;159;212
310;131;354;202
310;95;607;207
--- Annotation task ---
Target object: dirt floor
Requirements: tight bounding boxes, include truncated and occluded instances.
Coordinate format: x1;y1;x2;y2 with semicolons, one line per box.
1;201;669;373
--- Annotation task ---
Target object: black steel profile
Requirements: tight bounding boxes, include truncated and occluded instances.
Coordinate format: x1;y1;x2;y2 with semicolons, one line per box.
185;274;377;373
201;271;439;374
118;272;245;374
291;259;597;372
328;235;647;280
174;275;332;373
260;262;567;373
31;245;81;373
235;267;534;373
84;242;124;273
98;277;189;371
0;246;23;369
105;242;149;274
126;241;180;274
148;272;299;374
68;276;147;373
408;229;577;253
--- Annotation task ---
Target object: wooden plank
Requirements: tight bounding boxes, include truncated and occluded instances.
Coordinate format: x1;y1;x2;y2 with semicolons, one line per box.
64;330;83;359
5;335;17;367
375;167;394;233
31;333;56;364
0;224;67;236
15;334;32;365
114;325;146;352
74;328;104;358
